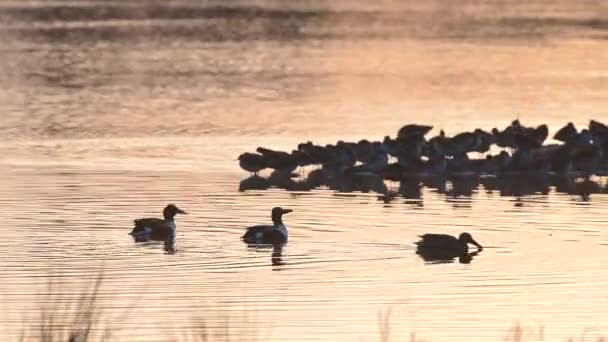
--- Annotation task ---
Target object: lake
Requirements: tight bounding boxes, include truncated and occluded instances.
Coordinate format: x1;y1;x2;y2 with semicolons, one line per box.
0;1;607;341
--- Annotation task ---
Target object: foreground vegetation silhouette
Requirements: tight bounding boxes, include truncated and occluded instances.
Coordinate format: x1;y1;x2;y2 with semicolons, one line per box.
11;274;606;341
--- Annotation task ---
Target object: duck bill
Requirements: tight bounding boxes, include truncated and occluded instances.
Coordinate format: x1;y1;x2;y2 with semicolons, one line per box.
282;209;293;214
471;239;483;251
177;208;187;215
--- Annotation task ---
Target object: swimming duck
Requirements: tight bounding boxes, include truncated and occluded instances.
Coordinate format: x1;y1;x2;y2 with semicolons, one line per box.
415;232;483;260
242;207;292;246
129;204;187;241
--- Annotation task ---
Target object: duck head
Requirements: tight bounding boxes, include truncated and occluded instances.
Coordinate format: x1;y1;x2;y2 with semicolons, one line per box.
271;207;293;225
163;204;187;220
459;232;483;251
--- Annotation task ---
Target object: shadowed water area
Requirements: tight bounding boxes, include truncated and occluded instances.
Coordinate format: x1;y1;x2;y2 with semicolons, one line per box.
1;1;608;341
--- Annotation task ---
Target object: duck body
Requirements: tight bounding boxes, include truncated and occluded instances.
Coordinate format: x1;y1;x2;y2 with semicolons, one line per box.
554;122;578;143
129;204;186;242
242;224;288;245
397;124;433;139
589;119;608;145
238;153;267;174
256;147;298;173
416;232;482;261
242;207;292;246
131;218;176;241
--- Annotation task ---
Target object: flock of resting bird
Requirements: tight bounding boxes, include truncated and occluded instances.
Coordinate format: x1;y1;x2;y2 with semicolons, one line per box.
237;120;608;198
127;120;608;265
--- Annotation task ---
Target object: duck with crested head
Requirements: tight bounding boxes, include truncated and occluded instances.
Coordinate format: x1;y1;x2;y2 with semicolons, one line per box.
242;207;292;246
129;204;187;242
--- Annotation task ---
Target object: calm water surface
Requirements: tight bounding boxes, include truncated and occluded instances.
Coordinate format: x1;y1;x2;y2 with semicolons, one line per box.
1;1;608;341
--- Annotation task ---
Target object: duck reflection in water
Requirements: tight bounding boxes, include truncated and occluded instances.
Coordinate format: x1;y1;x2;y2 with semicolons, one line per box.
271;245;284;266
164;239;176;255
239;170;387;194
415;232;483;264
241;171;606;208
419;250;481;264
130;239;176;255
239;175;271;191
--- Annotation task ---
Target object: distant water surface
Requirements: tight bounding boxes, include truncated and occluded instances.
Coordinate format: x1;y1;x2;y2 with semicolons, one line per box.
0;1;607;341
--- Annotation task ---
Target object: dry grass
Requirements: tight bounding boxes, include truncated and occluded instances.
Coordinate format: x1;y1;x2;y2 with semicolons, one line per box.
504;324;544;341
377;313;604;342
378;308;392;342
378;308;423;342
504;323;605;342
12;282;606;342
17;273;119;342
177;309;260;342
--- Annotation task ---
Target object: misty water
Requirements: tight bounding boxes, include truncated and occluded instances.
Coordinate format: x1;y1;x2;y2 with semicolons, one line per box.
1;1;608;341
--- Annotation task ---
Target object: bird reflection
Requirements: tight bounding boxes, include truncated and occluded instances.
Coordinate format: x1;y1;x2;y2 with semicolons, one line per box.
239;175;271;191
417;250;480;264
243;244;285;266
240;171;606;206
131;238;176;254
271;245;284;266
416;251;479;264
398;178;422;200
458;251;479;264
164;239;176;255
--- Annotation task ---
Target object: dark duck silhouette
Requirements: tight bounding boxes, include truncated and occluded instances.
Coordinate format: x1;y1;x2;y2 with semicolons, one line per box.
415;232;483;261
387;134;426;164
237;153;267;174
242;207;292;246
589;119;608;145
397;124;433;139
447;131;484;156
553;122;578;143
129;204;187;242
493;121;547;150
297;142;331;165
256;147;298;173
